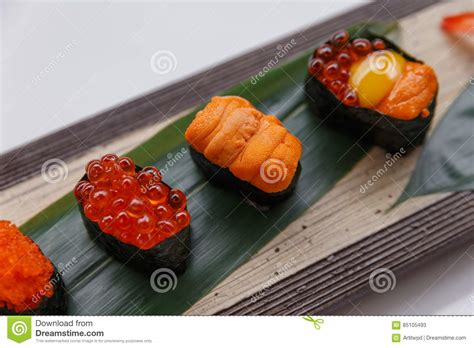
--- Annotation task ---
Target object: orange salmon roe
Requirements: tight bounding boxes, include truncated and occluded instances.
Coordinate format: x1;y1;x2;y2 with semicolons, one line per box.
308;31;386;107
74;154;191;250
0;221;54;313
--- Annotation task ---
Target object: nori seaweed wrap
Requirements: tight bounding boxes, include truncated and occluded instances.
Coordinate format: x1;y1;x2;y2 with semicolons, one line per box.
189;147;301;207
305;30;438;152
75;154;192;273
0;221;67;315
185;96;303;207
80;213;190;274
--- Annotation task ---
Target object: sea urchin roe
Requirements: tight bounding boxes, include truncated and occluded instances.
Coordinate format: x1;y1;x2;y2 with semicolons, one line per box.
0;221;54;313
376;62;438;120
74;154;191;250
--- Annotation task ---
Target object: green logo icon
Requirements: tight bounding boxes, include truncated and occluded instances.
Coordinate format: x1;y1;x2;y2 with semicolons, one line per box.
392;333;401;343
392;321;401;330
303;316;324;330
7;316;32;343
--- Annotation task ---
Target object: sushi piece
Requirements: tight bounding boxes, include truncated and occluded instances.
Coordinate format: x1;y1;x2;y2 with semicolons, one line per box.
75;154;191;273
185;96;302;206
305;30;438;151
0;221;67;315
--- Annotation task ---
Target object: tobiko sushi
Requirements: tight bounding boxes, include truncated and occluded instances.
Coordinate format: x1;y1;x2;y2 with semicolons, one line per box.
185;96;302;206
0;221;67;315
74;154;191;273
305;30;438;151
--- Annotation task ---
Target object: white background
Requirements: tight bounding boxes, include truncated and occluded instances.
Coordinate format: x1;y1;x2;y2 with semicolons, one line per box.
1;0;363;152
1;0;473;315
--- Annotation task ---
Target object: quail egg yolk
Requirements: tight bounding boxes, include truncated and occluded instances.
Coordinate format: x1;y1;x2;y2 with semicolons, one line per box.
349;50;406;108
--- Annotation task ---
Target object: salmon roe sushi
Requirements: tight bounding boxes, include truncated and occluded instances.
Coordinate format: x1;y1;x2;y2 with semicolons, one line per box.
75;154;191;250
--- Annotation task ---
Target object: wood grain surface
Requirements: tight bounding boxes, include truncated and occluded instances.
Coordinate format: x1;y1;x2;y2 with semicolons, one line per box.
1;0;473;315
218;191;474;315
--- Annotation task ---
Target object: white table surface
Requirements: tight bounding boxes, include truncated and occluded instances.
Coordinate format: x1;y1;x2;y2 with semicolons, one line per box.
1;0;473;315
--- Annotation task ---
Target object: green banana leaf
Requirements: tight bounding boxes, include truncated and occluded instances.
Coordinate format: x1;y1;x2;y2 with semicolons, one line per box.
396;83;474;204
20;22;398;315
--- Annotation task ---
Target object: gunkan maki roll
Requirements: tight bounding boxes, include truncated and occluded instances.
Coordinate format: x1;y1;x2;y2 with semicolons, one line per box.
74;154;191;273
185;96;302;207
305;30;438;151
0;220;67;315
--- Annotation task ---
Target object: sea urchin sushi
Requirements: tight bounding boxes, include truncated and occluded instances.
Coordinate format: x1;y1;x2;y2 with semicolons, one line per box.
0;221;67;315
75;154;191;273
305;30;438;151
185;96;302;207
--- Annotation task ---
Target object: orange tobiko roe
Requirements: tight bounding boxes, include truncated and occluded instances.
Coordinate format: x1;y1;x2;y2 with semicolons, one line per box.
0;221;54;313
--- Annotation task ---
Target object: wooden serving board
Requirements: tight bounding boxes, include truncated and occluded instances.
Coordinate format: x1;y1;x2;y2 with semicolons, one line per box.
1;0;473;315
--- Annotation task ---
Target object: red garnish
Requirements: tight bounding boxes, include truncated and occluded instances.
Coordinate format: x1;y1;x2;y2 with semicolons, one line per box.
441;12;474;34
308;31;388;107
75;154;190;250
